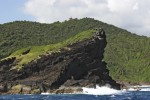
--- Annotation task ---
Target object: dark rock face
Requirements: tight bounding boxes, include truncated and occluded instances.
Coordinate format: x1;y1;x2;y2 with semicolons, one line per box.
22;48;30;55
0;29;120;94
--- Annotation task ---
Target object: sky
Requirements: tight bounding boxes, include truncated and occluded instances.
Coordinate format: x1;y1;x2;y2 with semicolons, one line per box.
0;0;150;37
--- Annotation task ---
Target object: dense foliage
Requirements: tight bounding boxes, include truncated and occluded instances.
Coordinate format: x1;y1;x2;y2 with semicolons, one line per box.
105;29;150;83
0;18;150;83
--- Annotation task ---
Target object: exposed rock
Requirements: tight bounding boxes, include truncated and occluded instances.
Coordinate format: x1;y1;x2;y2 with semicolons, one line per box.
52;87;83;94
22;48;31;55
6;84;40;94
0;29;120;94
0;83;8;92
0;57;16;72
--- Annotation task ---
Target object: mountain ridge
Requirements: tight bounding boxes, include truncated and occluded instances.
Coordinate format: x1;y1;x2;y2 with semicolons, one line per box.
0;17;150;84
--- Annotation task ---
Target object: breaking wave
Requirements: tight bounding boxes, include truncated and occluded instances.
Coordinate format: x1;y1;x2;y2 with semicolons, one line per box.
41;85;150;95
82;85;125;95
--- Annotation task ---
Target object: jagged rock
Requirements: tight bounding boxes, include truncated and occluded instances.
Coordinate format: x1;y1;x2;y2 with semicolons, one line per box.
0;57;16;72
0;29;120;94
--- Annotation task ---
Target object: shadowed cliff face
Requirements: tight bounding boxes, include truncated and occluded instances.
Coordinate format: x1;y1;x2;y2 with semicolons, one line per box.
0;29;120;94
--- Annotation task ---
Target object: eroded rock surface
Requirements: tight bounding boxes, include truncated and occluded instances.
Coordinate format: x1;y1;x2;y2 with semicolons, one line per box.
0;29;120;94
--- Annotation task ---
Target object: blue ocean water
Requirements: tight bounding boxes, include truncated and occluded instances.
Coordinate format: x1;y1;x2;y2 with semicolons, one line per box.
0;91;150;100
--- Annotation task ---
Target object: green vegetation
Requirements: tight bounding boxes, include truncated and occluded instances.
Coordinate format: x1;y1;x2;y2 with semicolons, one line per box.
105;33;150;83
8;30;93;70
0;18;98;59
0;18;150;83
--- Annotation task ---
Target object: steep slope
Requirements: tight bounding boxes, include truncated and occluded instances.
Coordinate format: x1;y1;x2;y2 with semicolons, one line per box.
4;30;93;70
0;18;150;84
0;29;120;94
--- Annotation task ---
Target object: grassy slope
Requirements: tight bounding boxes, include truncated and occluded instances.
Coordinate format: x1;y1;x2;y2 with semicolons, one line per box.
0;18;98;59
8;30;93;70
0;18;150;83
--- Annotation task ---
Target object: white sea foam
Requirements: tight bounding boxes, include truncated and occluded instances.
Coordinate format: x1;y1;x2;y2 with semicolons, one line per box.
41;85;150;95
82;85;125;95
139;88;150;91
127;87;150;91
127;85;150;91
132;85;150;88
41;92;51;95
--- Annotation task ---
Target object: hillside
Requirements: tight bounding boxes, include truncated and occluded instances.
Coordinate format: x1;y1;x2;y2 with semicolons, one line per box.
0;30;121;94
0;18;150;84
0;18;99;59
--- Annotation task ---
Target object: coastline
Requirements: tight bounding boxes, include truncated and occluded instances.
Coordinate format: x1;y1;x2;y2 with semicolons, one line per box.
1;84;150;95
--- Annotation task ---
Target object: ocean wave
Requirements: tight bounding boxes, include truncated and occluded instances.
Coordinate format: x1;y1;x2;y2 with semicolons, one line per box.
82;85;125;95
41;85;150;95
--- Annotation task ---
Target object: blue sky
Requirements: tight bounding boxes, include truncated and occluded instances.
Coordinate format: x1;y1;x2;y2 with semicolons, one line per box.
0;0;149;37
0;0;35;23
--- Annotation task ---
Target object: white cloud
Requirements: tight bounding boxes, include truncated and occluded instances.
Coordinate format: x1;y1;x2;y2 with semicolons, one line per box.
24;0;150;37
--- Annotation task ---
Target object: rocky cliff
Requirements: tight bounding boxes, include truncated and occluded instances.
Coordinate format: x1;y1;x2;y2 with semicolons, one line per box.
0;29;120;94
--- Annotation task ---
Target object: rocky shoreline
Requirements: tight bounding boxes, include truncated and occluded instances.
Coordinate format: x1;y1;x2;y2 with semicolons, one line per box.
0;29;121;94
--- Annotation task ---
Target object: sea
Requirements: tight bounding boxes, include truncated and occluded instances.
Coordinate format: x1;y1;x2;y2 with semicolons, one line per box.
0;85;150;100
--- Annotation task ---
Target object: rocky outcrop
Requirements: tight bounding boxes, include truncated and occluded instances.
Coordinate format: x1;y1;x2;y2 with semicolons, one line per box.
0;29;120;94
